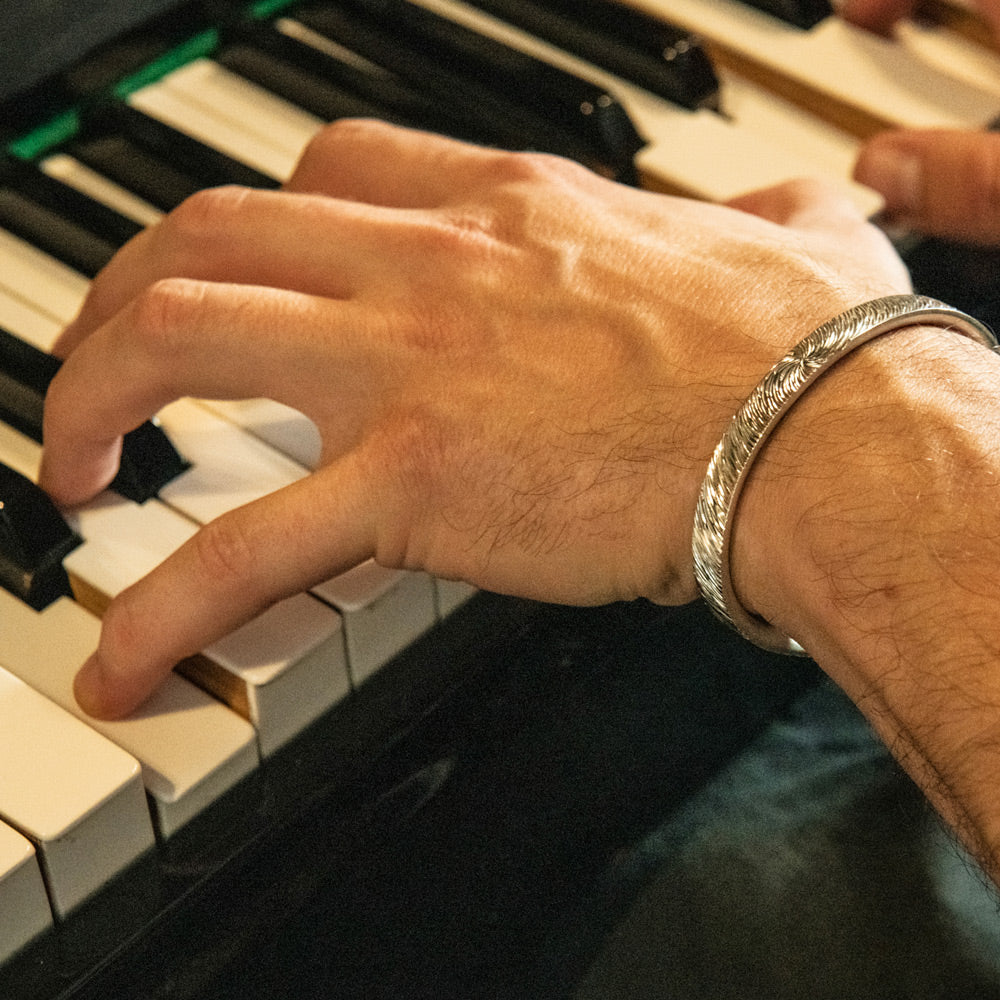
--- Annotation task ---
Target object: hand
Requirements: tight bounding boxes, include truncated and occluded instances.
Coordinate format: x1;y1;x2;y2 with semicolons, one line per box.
39;120;908;719
39;121;1000;886
842;0;1000;243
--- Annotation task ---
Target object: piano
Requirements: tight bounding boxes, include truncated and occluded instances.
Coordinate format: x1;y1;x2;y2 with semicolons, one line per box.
0;0;997;996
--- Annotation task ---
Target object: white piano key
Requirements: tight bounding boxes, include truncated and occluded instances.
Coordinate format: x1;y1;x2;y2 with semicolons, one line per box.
0;227;87;329
128;75;302;181
0;590;259;839
434;578;478;617
0;420;41;482
717;71;860;180
198;398;323;471
897;16;1000;90
193;594;350;756
63;495;198;614
0;665;153;917
0;823;52;964
626;81;870;203
409;0;882;209
40;153;164;228
625;0;1000;133
0;419;348;758
158;59;322;167
311;562;438;686
157;397;308;521
0;285;63;351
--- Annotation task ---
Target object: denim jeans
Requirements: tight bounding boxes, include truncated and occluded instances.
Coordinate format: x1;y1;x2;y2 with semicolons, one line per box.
577;679;1000;999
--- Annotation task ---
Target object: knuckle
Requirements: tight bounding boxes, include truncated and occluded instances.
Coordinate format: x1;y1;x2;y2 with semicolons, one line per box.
479;147;586;188
420;211;495;259
166;185;254;244
298;118;387;169
128;277;206;359
192;514;259;590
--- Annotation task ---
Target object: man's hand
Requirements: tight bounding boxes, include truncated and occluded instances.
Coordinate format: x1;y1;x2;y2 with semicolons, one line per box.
38;120;1000;886
39;120;907;719
843;0;1000;243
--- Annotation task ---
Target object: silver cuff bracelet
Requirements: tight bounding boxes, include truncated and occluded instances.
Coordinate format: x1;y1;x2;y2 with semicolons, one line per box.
691;293;998;655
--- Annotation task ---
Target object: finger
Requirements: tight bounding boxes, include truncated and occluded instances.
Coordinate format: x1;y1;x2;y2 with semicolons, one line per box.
976;0;1000;38
726;176;911;294
854;129;1000;243
285;118;511;206
53;185;418;357
841;0;1000;40
726;177;868;233
73;460;380;719
41;282;385;505
838;0;916;34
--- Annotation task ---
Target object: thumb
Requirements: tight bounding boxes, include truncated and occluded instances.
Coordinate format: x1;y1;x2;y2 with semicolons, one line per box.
854;129;1000;245
838;0;916;34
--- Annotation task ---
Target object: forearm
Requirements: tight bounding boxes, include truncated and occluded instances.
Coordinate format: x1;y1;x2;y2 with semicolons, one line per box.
732;325;1000;876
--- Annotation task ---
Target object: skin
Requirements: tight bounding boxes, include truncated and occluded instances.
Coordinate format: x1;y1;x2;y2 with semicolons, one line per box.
843;0;1000;242
37;120;1000;882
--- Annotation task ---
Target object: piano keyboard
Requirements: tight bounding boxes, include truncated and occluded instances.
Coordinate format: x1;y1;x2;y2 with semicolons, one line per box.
623;0;1000;135
1;0;998;994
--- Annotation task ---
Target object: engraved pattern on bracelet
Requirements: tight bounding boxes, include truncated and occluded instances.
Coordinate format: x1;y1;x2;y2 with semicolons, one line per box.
692;294;998;655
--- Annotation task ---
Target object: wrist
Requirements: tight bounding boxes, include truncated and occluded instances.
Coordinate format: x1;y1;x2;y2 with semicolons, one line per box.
730;324;999;670
692;296;994;655
730;323;1000;874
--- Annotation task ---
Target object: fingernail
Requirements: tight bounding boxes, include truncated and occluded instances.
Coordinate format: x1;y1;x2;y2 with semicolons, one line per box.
73;653;108;718
857;145;923;219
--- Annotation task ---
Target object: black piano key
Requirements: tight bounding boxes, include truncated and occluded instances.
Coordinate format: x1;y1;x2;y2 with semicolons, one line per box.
737;0;832;30
0;462;80;611
293;0;644;182
459;0;720;109
0;326;56;440
4;162;142;248
217;22;567;153
0;185;117;278
67;132;207;212
74;101;279;208
217;28;512;148
216;37;405;123
0;162;141;278
0;325;190;504
220;19;552;149
110;418;192;504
